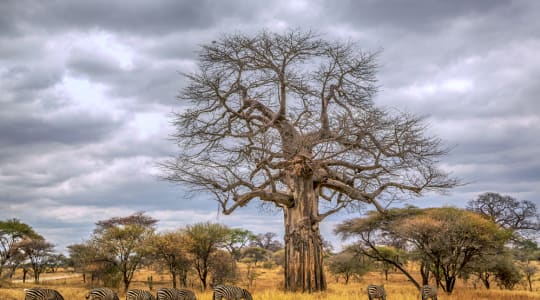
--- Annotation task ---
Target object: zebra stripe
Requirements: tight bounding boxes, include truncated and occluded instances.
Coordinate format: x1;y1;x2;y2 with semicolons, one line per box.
212;285;252;300
421;285;438;300
367;284;386;300
127;289;155;300
156;288;196;300
85;287;120;300
24;288;64;300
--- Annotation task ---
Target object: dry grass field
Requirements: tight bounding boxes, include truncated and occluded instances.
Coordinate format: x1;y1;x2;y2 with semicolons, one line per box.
1;263;538;300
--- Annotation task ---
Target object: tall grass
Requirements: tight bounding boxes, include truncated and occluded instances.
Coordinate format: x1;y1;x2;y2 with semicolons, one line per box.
1;263;538;300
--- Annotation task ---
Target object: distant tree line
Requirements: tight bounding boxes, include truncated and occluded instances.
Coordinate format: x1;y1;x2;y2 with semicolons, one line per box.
66;213;284;292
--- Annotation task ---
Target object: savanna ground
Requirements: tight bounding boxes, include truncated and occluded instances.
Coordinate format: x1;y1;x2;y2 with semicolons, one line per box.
1;263;539;300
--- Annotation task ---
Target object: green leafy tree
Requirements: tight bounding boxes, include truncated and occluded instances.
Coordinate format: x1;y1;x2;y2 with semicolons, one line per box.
336;207;425;290
149;231;193;288
493;256;522;290
241;246;271;266
223;228;256;261
19;238;55;283
327;249;370;284
184;222;229;290
68;240;120;286
514;239;539;291
395;208;511;293
209;250;236;286
0;218;41;278
67;242;99;283
371;246;407;281
92;212;157;292
336;207;511;293
271;249;285;267
162;29;458;292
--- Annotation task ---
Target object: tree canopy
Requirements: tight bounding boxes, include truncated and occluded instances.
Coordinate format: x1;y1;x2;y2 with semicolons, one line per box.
336;206;511;293
163;29;458;292
91;212;157;291
0;218;41;278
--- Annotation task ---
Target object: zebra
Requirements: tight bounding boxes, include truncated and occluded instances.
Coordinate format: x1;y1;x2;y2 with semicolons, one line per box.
212;285;252;300
156;288;196;300
85;287;120;300
367;284;386;300
421;285;438;300
126;289;155;300
24;288;65;300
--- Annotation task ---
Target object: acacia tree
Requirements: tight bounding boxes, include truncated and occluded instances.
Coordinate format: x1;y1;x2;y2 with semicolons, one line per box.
336;207;511;294
149;231;193;288
0;218;41;278
67;242;97;283
336;207;425;290
467;192;539;238
327;249;370;284
223;228;256;261
163;29;458;292
184;222;229;290
92;212;157;292
19;238;55;283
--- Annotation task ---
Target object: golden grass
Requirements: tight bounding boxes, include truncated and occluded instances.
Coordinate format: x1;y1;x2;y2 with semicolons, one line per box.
2;263;539;300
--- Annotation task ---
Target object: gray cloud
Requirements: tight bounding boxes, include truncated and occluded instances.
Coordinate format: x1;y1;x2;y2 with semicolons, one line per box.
1;0;539;253
3;0;266;36
0;113;119;146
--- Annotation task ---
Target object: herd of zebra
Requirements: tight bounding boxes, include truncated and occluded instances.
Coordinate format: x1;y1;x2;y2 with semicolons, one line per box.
23;284;437;300
367;284;438;300
23;284;252;300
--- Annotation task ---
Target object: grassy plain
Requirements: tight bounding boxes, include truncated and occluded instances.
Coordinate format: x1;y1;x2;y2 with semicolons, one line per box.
1;263;538;300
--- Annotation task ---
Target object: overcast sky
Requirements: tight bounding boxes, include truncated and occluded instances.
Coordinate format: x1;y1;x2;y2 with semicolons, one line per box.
1;0;539;253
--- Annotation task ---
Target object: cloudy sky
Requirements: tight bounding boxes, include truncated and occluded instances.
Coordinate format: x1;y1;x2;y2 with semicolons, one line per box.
1;0;539;253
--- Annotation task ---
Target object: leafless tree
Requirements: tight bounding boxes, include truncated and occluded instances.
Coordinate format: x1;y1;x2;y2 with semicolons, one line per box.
251;232;282;252
467;192;539;235
162;29;458;292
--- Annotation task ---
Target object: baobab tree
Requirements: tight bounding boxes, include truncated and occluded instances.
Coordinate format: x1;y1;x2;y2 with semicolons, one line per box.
163;29;458;292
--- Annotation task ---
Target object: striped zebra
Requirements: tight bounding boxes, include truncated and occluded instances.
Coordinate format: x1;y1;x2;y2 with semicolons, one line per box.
212;285;252;300
156;288;196;300
367;284;386;300
127;289;155;300
24;288;64;300
421;285;438;300
85;287;120;300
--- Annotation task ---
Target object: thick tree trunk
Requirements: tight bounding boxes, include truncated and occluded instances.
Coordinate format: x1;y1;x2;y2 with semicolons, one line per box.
283;174;326;292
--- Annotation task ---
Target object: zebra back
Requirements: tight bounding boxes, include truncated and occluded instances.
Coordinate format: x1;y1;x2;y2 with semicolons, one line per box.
212;285;252;300
86;287;120;300
421;285;438;300
367;284;386;300
127;289;155;300
24;288;64;300
157;288;196;300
